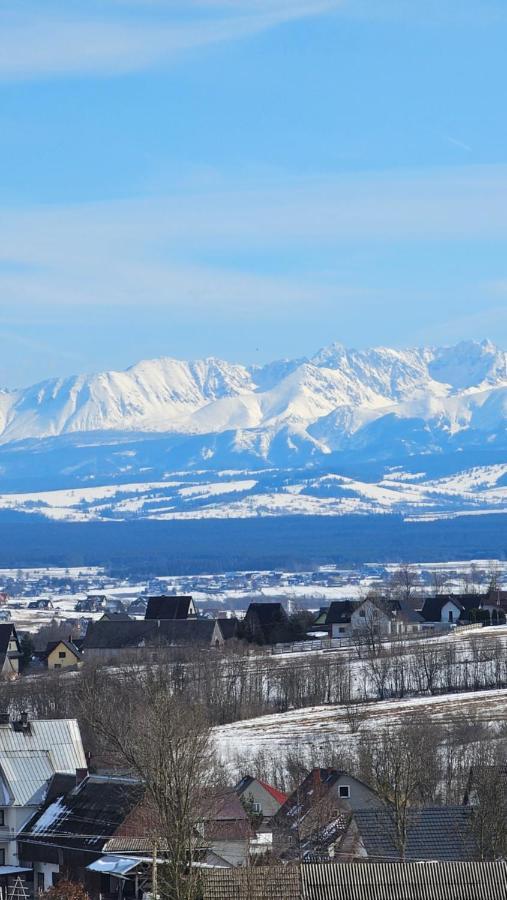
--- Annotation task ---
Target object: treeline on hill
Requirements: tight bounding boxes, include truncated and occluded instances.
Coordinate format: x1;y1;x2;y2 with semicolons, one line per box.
0;513;505;571
3;632;507;738
1;659;506;847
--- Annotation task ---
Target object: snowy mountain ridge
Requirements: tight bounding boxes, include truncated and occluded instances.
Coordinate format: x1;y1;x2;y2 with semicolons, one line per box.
1;340;506;456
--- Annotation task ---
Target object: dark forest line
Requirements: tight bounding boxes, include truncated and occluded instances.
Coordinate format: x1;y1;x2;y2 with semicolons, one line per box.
0;512;505;573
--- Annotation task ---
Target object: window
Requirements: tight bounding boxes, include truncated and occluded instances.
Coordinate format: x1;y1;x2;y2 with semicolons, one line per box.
58;651;66;659
448;610;454;623
338;626;345;633
54;664;61;669
359;610;365;618
0;809;4;826
37;873;45;894
252;802;261;813
0;849;5;866
339;785;350;799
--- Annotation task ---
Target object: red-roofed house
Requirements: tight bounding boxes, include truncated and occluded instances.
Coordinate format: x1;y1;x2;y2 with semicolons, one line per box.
235;776;288;821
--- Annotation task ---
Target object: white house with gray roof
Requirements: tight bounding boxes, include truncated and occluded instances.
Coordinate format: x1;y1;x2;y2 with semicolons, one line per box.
0;713;86;867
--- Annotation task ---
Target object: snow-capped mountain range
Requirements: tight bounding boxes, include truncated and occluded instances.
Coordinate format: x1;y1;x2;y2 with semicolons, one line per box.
1;339;507;449
0;339;506;522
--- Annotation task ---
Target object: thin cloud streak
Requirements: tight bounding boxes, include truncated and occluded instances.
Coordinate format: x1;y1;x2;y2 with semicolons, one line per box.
0;1;343;80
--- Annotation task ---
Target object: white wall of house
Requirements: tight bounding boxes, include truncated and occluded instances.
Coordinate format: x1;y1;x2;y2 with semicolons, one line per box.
350;600;391;635
440;601;461;624
331;623;351;639
32;861;60;893
0;805;39;865
210;839;249;866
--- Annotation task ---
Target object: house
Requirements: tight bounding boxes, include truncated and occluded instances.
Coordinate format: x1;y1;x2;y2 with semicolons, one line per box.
0;610;11;623
0;625;22;677
145;595;197;620
27;599;54;611
420;594;470;626
129;598;148;617
98;611;132;622
351;596;424;637
272;769;382;859
74;594;107;613
324;601;360;639
235;776;287;822
341;805;479;862
43;639;83;670
211;618;239;648
311;607;329;631
201;862;507;900
105;789;254;868
202;790;254;866
242;603;289;644
19;774;144;895
104;597;127;616
82;617;216;660
0;713;86;868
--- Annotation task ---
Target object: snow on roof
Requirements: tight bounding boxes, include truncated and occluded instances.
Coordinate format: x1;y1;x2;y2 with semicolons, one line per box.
86;855;149;876
30;797;67;835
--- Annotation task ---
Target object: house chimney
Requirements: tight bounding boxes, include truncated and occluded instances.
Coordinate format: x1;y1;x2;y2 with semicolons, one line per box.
20;711;28;727
76;768;88;786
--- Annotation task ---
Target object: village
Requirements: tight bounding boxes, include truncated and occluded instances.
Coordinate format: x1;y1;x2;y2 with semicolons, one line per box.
0;563;502;897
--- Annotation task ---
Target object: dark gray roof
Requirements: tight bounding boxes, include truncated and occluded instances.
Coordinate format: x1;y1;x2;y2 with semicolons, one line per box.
301;862;507;900
353;806;477;862
145;595;194;620
19;775;144;855
83;618;214;650
325;601;359;625
214;618;238;640
245;602;287;624
0;624;19;657
420;593;487;622
202;862;507;900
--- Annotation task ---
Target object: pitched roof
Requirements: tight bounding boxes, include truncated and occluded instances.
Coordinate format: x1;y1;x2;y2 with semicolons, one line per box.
201;862;507;900
325;601;359;625
420;595;466;621
214;618;239;640
0;718;85;807
44;640;82;661
300;862;507;900
145;595;194;620
258;780;288;807
245;602;287;624
421;592;489;622
274;769;343;831
0;624;18;657
20;775;144;853
83;618;214;650
353;806;477;861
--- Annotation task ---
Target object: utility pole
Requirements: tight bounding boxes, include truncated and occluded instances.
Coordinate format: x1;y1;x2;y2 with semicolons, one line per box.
152;839;158;900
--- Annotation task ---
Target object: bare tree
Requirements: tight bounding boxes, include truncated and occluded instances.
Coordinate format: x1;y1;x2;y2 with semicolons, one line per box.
467;742;507;860
79;664;221;900
359;717;441;859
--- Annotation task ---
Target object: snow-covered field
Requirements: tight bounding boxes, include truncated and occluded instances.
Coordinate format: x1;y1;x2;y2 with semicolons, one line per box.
214;688;507;766
0;463;507;522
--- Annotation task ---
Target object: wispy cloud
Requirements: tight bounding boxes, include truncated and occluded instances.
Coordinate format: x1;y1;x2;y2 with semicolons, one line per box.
0;163;506;317
0;1;343;80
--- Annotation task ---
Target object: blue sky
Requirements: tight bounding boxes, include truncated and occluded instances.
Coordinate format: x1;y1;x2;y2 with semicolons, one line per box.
1;0;506;387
